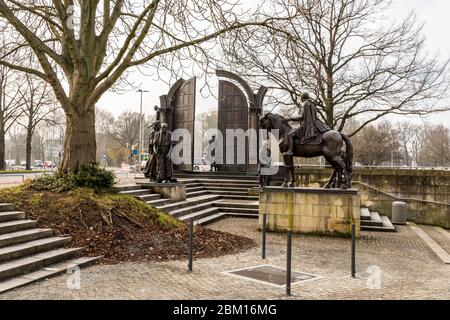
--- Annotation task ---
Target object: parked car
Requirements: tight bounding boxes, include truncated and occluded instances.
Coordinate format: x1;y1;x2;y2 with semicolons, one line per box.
34;160;43;168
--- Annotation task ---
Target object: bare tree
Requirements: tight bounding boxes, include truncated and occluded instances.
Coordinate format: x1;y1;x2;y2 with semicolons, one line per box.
0;0;288;172
221;0;450;136
95;107;114;165
352;120;399;166
112;111;142;152
0;65;23;169
417;124;450;167
18;73;57;170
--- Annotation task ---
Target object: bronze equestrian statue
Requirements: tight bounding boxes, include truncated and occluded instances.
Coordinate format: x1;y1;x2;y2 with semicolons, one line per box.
259;94;353;189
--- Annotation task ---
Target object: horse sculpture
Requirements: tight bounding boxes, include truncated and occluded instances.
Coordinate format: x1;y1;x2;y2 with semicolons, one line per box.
259;113;353;189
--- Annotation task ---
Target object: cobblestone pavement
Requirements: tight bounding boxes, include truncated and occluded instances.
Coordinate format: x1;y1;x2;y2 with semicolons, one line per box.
1;218;449;300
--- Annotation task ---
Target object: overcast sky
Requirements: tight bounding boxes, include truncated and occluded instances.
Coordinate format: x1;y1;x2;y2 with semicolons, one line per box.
97;0;450;127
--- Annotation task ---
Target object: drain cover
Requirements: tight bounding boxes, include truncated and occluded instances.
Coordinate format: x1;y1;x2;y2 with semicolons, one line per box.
224;265;322;287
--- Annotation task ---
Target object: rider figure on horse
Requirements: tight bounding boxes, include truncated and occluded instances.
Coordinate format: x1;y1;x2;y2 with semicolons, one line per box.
283;93;331;155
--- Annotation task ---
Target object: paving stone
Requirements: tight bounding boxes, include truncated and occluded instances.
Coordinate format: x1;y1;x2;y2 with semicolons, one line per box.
0;218;449;300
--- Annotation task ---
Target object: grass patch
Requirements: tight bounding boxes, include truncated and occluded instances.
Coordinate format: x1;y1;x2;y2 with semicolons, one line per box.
0;183;254;264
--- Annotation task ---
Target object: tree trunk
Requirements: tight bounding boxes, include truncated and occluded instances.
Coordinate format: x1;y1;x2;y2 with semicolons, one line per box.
0;128;5;170
60;107;97;173
25;128;32;170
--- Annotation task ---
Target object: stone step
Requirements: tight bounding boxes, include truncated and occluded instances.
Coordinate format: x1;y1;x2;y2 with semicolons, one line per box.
360;211;383;227
179;178;258;185
203;186;252;192
361;216;396;232
0;237;71;262
158;195;221;212
208;190;251;196
360;208;371;220
0;247;83;281
369;211;383;226
138;193;161;201
179;207;220;222
223;212;259;218
219;195;259;201
183;183;203;188
119;189;153;196
0;220;37;235
116;184;151;192
0;229;54;248
169;201;217;218
0;211;26;223
185;186;205;192
214;202;259;209
218;207;259;214
0;256;101;294
146;198;172;207
203;183;259;188
195;213;226;226
0;204;15;212
186;190;209;198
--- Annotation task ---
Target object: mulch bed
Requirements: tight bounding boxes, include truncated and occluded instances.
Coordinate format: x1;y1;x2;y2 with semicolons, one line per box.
0;189;256;264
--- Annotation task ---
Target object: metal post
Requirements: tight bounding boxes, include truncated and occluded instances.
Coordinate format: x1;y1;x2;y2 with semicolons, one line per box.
351;223;356;278
188;219;194;272
286;230;292;296
262;214;267;259
137;89;149;167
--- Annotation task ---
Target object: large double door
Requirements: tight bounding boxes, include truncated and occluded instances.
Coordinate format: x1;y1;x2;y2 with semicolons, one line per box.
217;80;249;172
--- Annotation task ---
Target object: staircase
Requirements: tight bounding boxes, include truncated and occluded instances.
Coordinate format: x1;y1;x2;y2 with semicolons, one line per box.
120;172;260;226
0;203;100;293
127;172;396;231
360;207;396;232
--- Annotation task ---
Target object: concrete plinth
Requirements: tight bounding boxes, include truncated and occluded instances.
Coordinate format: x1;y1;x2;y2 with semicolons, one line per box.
259;187;360;237
136;182;186;201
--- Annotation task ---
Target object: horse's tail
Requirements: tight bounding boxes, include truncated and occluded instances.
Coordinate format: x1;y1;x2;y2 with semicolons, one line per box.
340;132;353;183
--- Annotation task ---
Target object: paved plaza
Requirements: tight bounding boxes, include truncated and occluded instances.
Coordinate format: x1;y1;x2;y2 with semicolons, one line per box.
0;218;448;300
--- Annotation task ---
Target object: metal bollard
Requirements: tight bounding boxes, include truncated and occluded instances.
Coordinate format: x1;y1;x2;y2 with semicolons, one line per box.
262;214;267;260
188;219;194;272
351;223;356;278
286;230;292;296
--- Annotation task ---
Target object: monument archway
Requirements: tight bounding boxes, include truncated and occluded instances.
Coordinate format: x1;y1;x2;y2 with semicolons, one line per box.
159;77;196;171
215;70;268;173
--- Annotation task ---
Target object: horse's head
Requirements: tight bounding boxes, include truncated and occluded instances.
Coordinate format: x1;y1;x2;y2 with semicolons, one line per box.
259;113;272;130
259;113;291;132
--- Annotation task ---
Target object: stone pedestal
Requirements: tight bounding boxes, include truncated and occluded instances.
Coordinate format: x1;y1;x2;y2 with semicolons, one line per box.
259;187;360;237
136;182;186;201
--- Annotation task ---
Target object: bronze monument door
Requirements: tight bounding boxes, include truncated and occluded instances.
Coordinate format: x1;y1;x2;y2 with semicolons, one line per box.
173;77;196;171
217;80;249;172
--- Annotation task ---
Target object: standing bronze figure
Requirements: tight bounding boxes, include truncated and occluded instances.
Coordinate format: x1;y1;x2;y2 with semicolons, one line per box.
143;121;161;180
154;123;174;183
259;95;353;189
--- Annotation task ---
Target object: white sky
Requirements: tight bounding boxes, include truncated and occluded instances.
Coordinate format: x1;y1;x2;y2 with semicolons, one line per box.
97;0;450;127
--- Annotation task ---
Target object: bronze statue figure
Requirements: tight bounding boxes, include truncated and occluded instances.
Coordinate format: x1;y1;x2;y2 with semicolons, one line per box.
153;105;161;124
143;121;161;180
259;102;353;189
284;93;331;155
154;123;174;183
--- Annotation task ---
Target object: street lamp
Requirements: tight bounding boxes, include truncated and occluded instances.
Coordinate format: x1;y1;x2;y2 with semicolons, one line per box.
136;89;149;167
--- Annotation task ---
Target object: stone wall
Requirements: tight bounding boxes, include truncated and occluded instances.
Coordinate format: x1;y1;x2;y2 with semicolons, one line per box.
294;166;450;228
259;187;361;237
296;166;450;203
355;181;450;228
